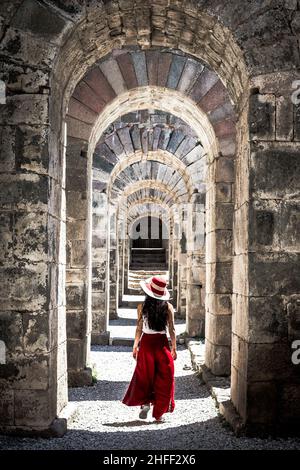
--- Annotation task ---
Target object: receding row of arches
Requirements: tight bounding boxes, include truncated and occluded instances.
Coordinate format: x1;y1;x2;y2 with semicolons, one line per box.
0;0;299;437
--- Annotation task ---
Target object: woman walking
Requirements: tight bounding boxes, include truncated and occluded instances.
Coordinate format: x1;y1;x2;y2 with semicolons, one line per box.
122;276;177;422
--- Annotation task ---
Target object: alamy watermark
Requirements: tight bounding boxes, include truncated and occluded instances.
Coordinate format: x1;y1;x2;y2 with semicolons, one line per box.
291;80;300;105
0;80;6;105
291;340;300;365
0;340;6;364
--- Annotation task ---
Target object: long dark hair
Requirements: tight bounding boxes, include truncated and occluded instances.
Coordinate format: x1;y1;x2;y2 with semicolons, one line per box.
142;295;168;331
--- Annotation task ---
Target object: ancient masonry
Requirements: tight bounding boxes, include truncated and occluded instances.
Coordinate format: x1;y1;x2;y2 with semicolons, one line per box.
0;0;299;437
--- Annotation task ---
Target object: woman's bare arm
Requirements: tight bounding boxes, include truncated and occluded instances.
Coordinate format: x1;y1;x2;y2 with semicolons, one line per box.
167;303;177;360
133;303;143;358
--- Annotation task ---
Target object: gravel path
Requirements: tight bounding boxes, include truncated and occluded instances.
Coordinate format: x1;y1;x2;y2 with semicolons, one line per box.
1;345;300;450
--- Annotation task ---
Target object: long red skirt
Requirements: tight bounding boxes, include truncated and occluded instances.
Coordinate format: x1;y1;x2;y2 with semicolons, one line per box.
122;333;175;420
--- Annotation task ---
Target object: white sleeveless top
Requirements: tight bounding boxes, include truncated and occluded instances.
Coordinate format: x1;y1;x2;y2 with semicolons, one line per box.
142;315;167;335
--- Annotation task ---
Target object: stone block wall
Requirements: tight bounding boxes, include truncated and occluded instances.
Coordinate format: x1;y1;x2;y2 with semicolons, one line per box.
231;74;300;432
205;122;236;376
0;73;68;434
65;136;92;386
91;187;109;344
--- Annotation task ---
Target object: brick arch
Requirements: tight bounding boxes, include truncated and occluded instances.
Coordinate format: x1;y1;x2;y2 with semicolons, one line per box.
116;180;185;205
124;189;178;208
126;188;176;207
128;211;170;233
108;151;194;200
120;196;176;213
1;0;299;439
68;47;236;155
64;21;239;423
108;160;191;202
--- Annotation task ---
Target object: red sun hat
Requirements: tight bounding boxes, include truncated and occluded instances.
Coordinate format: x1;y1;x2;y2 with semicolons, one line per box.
140;275;170;301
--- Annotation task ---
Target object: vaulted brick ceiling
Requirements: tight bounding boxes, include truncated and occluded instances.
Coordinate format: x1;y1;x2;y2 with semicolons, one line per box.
125;189;177;208
68;46;236;150
93;109;206;200
69;46;236;221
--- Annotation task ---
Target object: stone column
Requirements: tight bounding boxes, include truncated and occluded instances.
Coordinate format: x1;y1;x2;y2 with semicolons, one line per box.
172;220;180;310
66;137;92;386
118;231;125;306
91;189;110;345
109;207;118;320
168;221;173;292
186;192;206;337
177;208;188;319
0;92;68;435
123;237;130;295
231;81;300;432
205;137;234;376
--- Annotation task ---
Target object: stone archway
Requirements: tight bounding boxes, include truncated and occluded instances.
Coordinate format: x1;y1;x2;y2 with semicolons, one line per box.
0;0;299;437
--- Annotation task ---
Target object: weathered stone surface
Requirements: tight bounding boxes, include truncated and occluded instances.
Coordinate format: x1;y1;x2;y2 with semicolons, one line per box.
11;0;67;39
206;311;231;346
249;93;275;141
248;252;300;297
285;295;300;341
276;95;293;141
66;191;87;220
66;284;86;310
100;58;126;95
116;53;138;90
0;95;49;126
22;312;50;354
206;261;232;295
0;262;48;311
247;381;278;425
131;51;148;86
14;389;52;426
0;389;14;425
0;28;57;68
14;211;48;262
205;338;231;376
67;310;86;339
280;384;300;423
249;295;288;342
67;339;86;371
250;142;300;199
68;367;92;388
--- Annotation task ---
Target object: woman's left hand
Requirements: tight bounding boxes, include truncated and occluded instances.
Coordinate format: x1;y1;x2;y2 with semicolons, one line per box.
171;348;177;360
133;346;138;360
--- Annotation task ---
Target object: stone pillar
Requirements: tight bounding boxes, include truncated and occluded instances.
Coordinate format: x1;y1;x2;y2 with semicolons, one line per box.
172;220;180;310
91;188;109;345
109;207;118;320
66;137;92;386
123;238;130;294
186;192;206;337
168;222;173;291
205;140;234;376
0;93;68;435
118;232;125;306
231;81;300;432
177;208;188;319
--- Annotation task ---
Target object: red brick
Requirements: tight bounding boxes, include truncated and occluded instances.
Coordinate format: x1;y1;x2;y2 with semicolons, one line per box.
198;79;228;113
146;50;159;86
188;67;219;103
116;53;138;89
72;81;105;114
83;66;116;104
68;98;98;125
157;52;172;87
213;119;236;139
